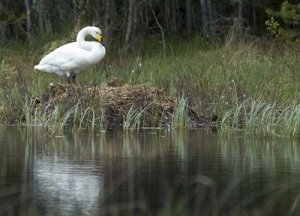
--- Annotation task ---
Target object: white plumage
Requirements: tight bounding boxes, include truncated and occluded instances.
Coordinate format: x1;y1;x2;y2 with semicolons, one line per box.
34;26;106;83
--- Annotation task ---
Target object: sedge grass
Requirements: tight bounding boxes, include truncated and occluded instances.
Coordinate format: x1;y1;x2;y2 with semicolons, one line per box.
220;99;300;137
22;95;106;135
123;106;144;133
172;96;188;130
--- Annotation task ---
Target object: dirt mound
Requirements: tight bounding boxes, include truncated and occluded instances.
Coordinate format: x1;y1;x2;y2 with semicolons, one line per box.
32;81;211;129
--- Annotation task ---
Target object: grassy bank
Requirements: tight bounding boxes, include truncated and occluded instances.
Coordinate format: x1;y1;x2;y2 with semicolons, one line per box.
0;36;300;136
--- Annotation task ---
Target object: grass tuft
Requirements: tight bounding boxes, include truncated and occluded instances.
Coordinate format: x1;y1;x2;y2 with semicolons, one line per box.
172;96;188;130
220;99;300;137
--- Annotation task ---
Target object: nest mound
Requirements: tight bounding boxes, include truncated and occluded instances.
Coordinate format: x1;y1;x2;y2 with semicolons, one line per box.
33;81;211;129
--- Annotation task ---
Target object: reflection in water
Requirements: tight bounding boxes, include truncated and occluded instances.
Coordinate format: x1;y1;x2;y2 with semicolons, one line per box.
0;128;300;215
34;157;103;215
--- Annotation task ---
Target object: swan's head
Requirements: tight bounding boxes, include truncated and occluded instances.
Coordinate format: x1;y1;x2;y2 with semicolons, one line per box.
86;26;102;42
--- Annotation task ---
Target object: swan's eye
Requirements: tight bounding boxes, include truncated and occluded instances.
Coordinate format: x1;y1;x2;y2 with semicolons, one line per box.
96;34;102;42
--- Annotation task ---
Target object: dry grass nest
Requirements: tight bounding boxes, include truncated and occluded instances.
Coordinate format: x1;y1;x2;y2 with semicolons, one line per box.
32;80;211;129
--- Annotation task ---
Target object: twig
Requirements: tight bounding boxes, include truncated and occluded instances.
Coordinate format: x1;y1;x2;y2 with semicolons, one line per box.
149;0;166;58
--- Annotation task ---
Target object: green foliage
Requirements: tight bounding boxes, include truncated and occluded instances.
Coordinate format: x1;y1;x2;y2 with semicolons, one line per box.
280;1;300;23
266;1;300;42
265;17;281;36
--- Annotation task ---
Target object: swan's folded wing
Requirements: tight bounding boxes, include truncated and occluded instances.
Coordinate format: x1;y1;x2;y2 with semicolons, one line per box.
38;43;89;72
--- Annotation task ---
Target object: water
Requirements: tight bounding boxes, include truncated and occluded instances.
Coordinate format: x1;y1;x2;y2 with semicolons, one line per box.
1;127;300;215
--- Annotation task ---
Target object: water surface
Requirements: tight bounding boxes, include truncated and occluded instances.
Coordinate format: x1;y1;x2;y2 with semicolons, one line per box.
1;127;300;215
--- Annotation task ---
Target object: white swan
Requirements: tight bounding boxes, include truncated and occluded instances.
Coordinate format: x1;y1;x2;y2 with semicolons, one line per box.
34;26;106;83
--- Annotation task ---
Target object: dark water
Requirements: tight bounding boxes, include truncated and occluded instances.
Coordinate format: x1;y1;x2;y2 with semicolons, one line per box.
1;127;300;215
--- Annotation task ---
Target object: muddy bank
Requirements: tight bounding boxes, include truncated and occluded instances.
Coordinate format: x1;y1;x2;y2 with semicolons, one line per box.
33;81;211;129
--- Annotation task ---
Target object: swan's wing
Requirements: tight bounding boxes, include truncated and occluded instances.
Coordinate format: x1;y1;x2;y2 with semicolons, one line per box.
37;42;89;73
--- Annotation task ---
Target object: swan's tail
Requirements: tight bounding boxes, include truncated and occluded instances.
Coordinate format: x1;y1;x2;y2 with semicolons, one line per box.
34;64;64;77
34;65;41;70
34;64;48;71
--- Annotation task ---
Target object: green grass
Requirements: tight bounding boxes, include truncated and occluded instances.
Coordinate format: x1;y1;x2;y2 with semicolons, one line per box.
1;36;300;136
172;96;188;129
123;106;143;133
220;99;300;137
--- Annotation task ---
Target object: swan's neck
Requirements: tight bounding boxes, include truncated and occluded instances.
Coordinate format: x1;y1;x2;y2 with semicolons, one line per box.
76;28;92;50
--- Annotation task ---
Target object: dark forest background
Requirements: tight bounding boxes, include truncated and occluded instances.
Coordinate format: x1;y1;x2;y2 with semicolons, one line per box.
0;0;300;48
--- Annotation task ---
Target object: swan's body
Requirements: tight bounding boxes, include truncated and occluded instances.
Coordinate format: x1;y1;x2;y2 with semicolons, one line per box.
34;26;106;83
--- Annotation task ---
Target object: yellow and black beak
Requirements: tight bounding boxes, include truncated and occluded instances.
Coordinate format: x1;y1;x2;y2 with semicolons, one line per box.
96;34;102;42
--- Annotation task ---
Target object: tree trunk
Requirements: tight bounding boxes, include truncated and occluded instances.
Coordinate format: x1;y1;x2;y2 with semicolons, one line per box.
200;0;210;36
149;0;166;57
24;0;32;40
94;0;103;25
125;0;135;45
186;0;193;36
104;0;110;38
252;0;257;33
164;0;170;31
237;0;243;34
207;0;213;33
73;0;77;22
104;0;116;46
0;1;6;41
36;0;47;34
171;0;178;32
238;0;243;20
133;0;138;38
